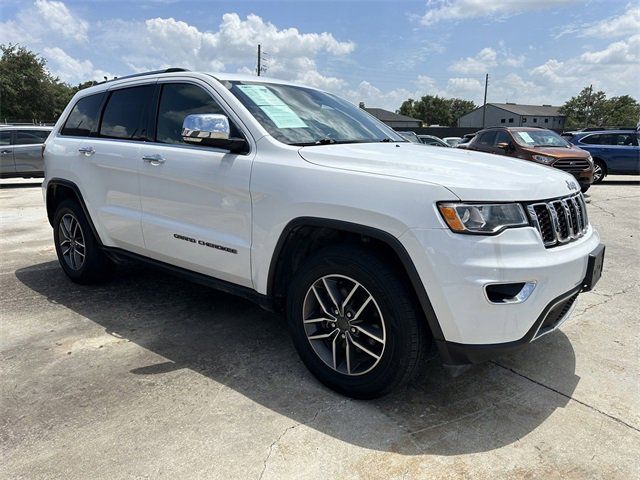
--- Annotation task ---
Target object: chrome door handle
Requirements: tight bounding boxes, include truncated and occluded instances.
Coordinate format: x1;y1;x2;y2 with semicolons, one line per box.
0;150;11;155
142;154;165;165
78;146;95;156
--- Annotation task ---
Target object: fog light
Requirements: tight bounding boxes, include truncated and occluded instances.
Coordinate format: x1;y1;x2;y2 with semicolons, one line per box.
485;281;536;304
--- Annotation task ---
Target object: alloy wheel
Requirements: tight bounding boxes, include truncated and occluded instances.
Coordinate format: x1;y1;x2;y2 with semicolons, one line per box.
302;274;386;376
58;213;86;271
593;163;603;182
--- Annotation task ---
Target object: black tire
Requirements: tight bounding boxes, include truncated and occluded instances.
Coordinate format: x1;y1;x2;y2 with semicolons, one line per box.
286;245;430;398
53;199;113;284
592;160;606;184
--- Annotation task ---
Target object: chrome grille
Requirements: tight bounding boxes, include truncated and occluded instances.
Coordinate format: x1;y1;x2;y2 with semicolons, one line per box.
553;158;590;172
527;193;589;247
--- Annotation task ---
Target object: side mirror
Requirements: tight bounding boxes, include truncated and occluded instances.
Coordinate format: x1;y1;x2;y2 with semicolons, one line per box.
496;142;510;151
181;114;247;153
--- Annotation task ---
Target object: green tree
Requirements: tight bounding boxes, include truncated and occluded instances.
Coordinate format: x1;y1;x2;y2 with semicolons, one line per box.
603;95;640;127
398;95;476;127
560;87;607;129
0;44;74;122
560;87;639;129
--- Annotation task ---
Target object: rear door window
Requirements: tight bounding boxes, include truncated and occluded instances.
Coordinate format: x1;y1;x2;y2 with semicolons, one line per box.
581;134;615;145
61;93;105;137
99;85;155;140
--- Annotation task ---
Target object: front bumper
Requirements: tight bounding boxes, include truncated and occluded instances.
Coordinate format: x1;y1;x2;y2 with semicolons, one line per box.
438;285;580;366
399;225;602;364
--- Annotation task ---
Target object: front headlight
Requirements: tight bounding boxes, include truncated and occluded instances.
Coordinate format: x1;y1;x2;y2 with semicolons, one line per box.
531;154;555;165
438;203;528;234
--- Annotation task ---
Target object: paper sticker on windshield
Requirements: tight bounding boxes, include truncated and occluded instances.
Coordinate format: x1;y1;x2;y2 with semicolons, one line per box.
260;105;308;129
237;85;286;106
516;132;535;144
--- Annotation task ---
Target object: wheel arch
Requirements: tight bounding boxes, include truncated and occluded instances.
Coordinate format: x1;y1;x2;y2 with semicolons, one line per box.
46;178;103;246
266;217;445;342
593;157;608;173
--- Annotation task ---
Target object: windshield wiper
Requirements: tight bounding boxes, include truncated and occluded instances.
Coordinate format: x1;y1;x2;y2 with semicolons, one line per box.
291;139;367;147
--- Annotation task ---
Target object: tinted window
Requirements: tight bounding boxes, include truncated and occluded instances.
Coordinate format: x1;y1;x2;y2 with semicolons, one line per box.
100;85;155;140
15;130;50;145
0;131;11;146
156;83;227;145
61;93;105;137
477;131;497;147
494;131;512;145
615;133;638;146
581;134;615;145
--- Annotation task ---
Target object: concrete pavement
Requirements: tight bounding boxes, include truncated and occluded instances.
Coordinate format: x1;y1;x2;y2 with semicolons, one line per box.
1;177;638;479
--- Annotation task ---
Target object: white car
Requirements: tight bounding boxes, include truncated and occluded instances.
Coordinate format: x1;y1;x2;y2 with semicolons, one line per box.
443;136;462;147
42;69;605;398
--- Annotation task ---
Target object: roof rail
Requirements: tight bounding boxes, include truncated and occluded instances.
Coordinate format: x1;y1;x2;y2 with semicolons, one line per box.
100;68;190;84
580;126;636;132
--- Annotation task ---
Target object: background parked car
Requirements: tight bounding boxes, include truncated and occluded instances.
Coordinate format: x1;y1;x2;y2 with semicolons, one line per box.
396;131;422;143
455;133;476;149
562;129;639;183
466;127;594;192
442;136;462;147
418;135;450;147
0;125;52;178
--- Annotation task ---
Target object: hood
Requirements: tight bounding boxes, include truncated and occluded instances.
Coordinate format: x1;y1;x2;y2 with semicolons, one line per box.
522;146;591;159
298;143;579;201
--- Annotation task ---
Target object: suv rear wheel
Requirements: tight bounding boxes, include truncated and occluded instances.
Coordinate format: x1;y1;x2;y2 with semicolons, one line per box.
286;245;429;398
53;199;113;284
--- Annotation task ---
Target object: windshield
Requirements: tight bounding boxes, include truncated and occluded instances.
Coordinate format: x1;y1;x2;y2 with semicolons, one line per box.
226;81;406;146
398;131;421;143
513;130;570;148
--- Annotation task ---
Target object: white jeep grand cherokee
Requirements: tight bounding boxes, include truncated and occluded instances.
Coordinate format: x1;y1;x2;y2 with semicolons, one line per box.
43;69;605;398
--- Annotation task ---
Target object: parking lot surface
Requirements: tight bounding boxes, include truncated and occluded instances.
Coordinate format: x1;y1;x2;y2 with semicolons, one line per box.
1;177;639;479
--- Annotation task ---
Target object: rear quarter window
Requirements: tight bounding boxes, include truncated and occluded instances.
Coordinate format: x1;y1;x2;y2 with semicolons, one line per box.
0;131;11;145
15;130;50;145
61;93;105;137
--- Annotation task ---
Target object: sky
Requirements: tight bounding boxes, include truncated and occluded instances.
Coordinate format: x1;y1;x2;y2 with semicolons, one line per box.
1;0;638;111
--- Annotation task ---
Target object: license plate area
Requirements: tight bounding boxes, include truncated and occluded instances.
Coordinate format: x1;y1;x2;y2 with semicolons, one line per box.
582;244;605;291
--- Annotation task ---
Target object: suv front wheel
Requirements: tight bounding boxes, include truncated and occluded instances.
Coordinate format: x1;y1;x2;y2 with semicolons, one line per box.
286;245;429;398
53;199;113;284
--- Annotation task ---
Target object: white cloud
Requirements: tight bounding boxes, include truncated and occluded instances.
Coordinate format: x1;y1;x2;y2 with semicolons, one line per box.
449;47;497;74
530;35;640;100
42;47;112;84
96;12;354;88
0;0;88;45
421;0;578;26
558;4;640;39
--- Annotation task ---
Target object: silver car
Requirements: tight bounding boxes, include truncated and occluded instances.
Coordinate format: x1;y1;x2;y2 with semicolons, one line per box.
0;125;52;178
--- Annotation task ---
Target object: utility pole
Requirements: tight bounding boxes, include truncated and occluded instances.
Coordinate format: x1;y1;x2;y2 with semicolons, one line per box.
584;83;593;128
257;44;261;76
482;73;489;128
256;44;268;76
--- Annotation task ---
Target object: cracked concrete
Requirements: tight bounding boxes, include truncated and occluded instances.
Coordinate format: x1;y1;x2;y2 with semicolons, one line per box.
1;176;639;479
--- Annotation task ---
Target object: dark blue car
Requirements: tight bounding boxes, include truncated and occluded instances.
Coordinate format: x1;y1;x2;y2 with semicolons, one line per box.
563;129;639;183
